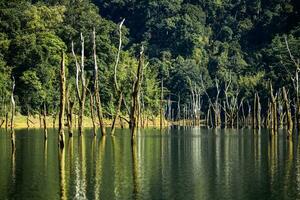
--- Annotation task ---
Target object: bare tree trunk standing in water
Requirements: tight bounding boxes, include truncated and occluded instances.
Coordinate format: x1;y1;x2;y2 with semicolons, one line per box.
253;93;257;129
256;93;261;129
43;102;47;140
5;104;8;131
283;87;293;138
160;79;164;130
130;46;144;141
89;92;97;137
270;82;278;135
26;105;30;129
39;111;42;128
111;19;125;135
58;52;66;149
72;34;87;136
66;86;74;137
10;77;16;152
93;28;106;137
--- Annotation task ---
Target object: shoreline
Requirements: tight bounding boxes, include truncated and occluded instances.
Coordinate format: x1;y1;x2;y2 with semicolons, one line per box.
0;114;169;129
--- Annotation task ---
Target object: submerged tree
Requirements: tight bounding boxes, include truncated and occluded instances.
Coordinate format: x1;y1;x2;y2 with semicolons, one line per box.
58;52;66;149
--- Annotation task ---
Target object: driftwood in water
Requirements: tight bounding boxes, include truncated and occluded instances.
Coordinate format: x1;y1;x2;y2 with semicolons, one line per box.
130;46;144;140
58;52;66;149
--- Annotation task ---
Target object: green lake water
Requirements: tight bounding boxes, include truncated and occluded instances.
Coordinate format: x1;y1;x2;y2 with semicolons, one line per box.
0;127;300;200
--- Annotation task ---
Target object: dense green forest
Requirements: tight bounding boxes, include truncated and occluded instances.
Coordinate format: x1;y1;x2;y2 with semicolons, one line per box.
0;0;300;135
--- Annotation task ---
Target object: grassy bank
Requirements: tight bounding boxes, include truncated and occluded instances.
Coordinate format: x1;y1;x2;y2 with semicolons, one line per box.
0;114;168;129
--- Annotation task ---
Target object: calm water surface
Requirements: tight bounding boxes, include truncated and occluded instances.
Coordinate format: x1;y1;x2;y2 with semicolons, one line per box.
0;127;300;200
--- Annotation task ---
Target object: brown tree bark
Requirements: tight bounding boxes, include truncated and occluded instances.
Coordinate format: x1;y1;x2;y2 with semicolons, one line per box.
67;99;74;137
26;105;30;129
130;47;144;140
58;52;66;149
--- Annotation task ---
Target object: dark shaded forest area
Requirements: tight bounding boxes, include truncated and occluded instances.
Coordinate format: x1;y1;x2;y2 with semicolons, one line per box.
0;0;300;139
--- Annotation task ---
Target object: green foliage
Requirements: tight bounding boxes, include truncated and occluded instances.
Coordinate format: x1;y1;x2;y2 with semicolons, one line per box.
0;0;299;117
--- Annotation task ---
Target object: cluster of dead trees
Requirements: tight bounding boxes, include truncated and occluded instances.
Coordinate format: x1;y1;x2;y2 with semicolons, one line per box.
58;20;145;149
172;80;296;138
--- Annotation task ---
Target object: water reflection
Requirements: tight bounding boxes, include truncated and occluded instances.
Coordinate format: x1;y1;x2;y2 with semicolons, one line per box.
59;148;66;200
0;128;300;200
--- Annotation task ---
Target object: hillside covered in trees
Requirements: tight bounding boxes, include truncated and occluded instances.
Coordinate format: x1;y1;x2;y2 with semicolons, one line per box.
0;0;300;133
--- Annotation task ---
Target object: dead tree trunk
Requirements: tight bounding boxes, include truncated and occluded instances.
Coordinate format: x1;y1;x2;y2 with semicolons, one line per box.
58;52;66;149
67;99;74;137
52;113;56;128
111;20;125;135
72;34;88;136
278;103;284;129
26;105;30;129
39;111;42;128
90;92;96;137
4;103;8;131
256;93;261;129
223;101;227;128
270;83;278;135
43;102;47;140
160;79;164;130
253;93;257;129
282;87;293;138
111;92;123;134
247;101;251;127
10;77;15;151
93;28;106;136
177;95;181;122
130;47;144;140
200;75;220;128
213;79;221;128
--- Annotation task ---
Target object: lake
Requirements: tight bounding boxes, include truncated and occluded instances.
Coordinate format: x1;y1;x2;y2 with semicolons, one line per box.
0;127;300;200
